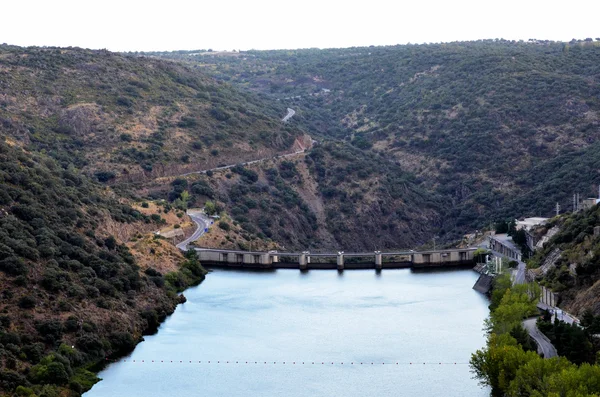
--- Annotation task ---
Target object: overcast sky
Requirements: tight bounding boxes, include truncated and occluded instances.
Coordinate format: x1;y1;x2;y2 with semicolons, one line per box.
2;0;599;51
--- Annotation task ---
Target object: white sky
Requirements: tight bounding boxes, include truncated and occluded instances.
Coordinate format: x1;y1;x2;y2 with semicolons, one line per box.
2;0;599;51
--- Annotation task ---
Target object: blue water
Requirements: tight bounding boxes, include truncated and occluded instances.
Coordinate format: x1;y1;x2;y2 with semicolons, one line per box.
85;268;490;397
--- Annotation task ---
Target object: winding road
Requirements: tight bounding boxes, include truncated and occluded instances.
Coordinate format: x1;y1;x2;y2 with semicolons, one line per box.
523;317;557;358
282;108;295;122
176;211;211;251
180;149;305;177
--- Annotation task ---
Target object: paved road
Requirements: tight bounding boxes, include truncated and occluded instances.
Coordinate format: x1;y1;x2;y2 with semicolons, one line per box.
523;317;557;358
180;150;305;177
176;212;211;251
282;108;295;122
514;260;526;284
537;302;579;325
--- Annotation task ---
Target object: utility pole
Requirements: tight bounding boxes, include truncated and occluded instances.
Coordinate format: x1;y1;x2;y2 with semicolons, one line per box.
556;202;560;217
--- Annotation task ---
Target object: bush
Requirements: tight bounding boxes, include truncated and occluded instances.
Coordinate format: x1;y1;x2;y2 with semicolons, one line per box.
141;309;160;333
18;295;36;309
104;236;117;250
36;320;63;345
0;315;10;329
41;268;69;292
15;385;35;396
75;334;105;358
218;221;231;231
0;256;28;276
0;371;28;394
116;96;133;107
63;316;80;333
150;214;162;223
94;171;116;183
70;368;99;392
29;361;69;385
109;332;136;355
22;343;44;364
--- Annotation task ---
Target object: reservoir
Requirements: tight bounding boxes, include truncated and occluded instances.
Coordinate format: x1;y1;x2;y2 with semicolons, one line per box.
85;268;490;397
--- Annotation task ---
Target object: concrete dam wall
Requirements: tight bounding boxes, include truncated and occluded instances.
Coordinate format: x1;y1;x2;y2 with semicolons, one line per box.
194;248;476;270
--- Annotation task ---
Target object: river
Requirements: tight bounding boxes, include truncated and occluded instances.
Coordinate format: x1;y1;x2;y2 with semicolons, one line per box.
85;268;490;397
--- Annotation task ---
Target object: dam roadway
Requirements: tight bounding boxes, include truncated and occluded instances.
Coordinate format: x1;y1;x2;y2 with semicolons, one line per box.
193;247;476;270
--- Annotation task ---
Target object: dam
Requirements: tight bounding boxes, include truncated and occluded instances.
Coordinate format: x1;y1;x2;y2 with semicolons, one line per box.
194;247;476;270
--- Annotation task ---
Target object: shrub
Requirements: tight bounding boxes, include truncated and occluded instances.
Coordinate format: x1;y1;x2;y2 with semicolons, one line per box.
75;334;105;358
70;368;99;392
108;332;136;355
150;214;162;223
104;236;117;250
18;295;36;309
41;268;69;292
218;221;231;231
141;309;160;333
36;320;63;345
0;256;28;276
94;171;116;183
0;315;11;329
15;385;35;396
22;343;44;364
116;96;133;107
29;361;69;385
63;316;80;333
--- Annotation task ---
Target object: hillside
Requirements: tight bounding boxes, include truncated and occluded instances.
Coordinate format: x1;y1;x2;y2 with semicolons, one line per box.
0;139;207;396
145;141;443;251
147;40;600;238
2;39;600;396
529;205;600;316
0;45;303;182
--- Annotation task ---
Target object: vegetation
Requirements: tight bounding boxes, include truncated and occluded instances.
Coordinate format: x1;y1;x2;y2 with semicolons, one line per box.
471;274;600;397
538;315;596;365
149;41;600;241
528;205;600;314
0;141;205;396
3;40;600;394
0;44;303;182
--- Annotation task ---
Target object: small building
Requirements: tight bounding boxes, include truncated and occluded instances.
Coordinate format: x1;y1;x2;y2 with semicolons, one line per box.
516;217;548;231
581;198;600;211
489;233;521;261
516;217;548;252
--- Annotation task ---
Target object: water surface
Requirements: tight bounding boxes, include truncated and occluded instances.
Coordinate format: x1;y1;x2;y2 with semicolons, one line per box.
85;268;490;397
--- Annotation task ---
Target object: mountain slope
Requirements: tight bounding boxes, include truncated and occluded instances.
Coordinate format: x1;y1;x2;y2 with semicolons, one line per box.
0;45;303;182
147;40;600;237
0;139;205;396
529;205;600;316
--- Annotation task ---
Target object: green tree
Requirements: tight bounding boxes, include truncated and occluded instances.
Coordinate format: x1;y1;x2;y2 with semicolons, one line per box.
204;201;216;215
471;333;539;395
507;356;573;396
489;286;538;334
